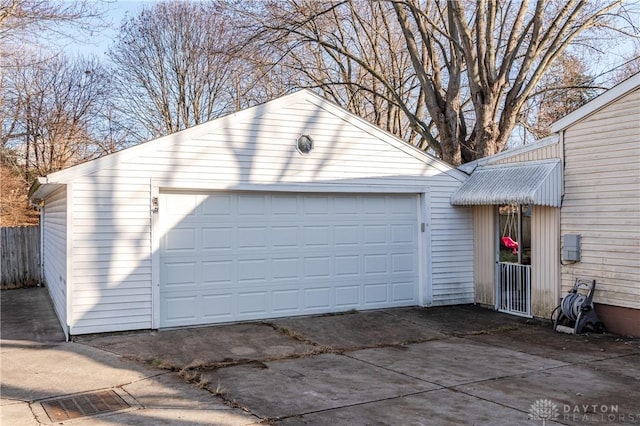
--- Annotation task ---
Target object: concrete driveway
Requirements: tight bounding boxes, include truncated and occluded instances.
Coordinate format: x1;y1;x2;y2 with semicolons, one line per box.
3;287;640;425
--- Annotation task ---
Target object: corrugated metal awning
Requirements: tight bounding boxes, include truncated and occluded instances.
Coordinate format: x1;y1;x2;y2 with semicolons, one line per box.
451;159;562;207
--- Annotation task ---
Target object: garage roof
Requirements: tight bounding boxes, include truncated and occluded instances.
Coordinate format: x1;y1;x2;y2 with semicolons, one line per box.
450;159;562;207
29;89;467;202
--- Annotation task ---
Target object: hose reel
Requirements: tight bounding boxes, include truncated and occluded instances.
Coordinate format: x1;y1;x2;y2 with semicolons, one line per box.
553;278;605;335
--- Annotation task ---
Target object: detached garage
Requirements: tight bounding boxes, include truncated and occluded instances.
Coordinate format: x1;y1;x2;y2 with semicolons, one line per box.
29;90;473;337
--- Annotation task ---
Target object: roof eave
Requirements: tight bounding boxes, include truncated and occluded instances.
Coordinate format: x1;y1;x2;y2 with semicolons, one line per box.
551;72;640;132
28;177;65;203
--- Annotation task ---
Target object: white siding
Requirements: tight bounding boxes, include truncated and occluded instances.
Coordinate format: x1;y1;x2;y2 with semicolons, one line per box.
42;187;67;334
560;88;640;309
430;180;474;305
64;95;473;334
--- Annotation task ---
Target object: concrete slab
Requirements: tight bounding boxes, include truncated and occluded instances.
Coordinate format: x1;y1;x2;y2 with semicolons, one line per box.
0;342;155;402
77;323;316;369
271;310;447;350
384;305;534;336
0;401;39;426
584;354;640;381
454;364;640;425
466;325;640;363
278;389;563;426
5;287;640;425
201;353;440;419
53;373;258;426
76;407;257;426
349;337;567;387
121;372;232;410
0;287;65;346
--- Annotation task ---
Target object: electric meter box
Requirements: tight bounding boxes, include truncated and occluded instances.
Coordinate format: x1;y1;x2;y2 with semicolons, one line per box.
563;234;581;262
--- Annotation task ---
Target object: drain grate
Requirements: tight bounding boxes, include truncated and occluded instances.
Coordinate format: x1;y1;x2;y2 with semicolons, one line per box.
41;390;130;421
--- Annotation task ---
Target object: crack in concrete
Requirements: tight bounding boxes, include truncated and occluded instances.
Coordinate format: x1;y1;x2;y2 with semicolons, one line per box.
116;312;638;425
269;387;443;422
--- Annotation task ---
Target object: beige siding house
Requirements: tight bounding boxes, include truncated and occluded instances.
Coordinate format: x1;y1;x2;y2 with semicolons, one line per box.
453;73;640;336
552;75;640;336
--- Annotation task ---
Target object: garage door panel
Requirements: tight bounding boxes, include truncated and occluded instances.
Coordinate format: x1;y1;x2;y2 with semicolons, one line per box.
391;224;416;244
271;257;300;280
363;196;386;214
334;225;359;246
202;227;233;251
303;256;331;278
334;196;358;215
165;194;198;215
363;225;387;245
237;227;267;249
364;283;389;304
202;194;232;216
271;194;298;215
272;289;301;313
364;254;388;275
272;226;300;248
303;196;329;215
392;253;416;273
159;192;421;327
334;255;360;277
237;259;267;282
162;261;197;287
238;291;268;315
391;196;416;214
335;285;360;307
304;287;331;309
201;293;234;320
393;281;417;302
163;295;199;324
237;194;266;215
164;228;197;252
202;260;233;284
303;226;330;247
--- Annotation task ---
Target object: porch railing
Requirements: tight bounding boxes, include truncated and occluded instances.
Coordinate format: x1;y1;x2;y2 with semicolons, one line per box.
498;262;531;317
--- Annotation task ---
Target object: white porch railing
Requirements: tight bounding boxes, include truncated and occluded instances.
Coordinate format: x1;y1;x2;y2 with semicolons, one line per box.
498;262;531;317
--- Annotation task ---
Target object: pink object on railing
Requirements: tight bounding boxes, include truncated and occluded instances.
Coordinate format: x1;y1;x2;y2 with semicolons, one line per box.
501;236;519;255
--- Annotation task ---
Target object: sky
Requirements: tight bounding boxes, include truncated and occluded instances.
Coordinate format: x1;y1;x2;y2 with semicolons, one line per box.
64;0;154;58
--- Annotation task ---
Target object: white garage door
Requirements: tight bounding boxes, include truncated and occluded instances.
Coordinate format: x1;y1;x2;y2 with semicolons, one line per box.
159;192;421;327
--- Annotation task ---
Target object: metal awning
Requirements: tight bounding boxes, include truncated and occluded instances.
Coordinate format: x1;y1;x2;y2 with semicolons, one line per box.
451;159;562;207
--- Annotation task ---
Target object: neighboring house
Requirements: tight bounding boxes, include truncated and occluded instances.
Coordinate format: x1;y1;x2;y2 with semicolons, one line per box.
29;90;474;338
452;73;640;337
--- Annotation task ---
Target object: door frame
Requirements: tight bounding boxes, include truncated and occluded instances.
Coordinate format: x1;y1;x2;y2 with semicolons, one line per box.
494;204;532;317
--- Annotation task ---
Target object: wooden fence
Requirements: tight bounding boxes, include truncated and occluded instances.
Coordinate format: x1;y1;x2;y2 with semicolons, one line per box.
1;226;40;289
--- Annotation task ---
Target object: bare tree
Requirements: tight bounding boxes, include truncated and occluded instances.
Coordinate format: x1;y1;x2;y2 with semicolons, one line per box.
245;0;428;146
520;54;600;139
0;161;38;226
109;1;242;139
252;0;638;165
2;55;113;179
0;0;103;60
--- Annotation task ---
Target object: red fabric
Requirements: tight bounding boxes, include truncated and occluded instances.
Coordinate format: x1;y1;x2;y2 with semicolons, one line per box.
501;236;519;255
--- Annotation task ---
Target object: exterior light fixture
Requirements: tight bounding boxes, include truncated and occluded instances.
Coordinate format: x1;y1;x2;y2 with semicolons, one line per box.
296;134;314;155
